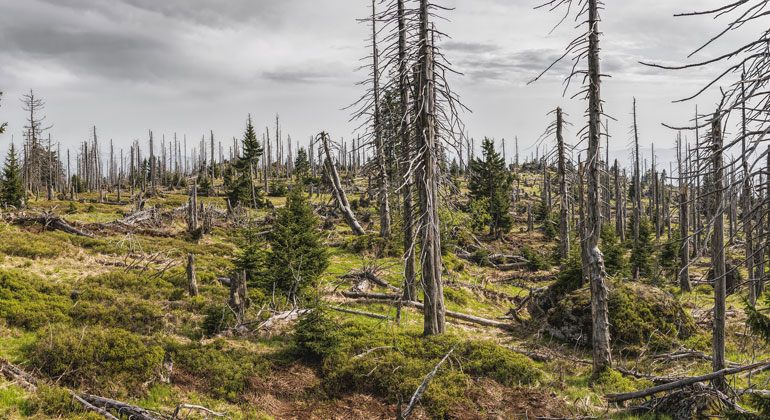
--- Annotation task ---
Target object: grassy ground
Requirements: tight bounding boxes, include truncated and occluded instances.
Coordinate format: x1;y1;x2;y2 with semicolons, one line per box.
0;170;766;419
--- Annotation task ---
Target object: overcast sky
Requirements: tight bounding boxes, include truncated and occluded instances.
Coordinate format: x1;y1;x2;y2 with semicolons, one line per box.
0;0;756;167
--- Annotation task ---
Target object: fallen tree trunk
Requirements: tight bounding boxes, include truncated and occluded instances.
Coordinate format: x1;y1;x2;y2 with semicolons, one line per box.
339;272;399;291
330;306;389;320
81;393;163;420
71;393;120;420
12;214;94;238
339;292;515;331
605;360;770;403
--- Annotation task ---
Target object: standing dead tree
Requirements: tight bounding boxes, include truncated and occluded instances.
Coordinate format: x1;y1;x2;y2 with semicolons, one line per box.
539;106;573;262
347;0;392;239
643;0;770;399
531;0;612;375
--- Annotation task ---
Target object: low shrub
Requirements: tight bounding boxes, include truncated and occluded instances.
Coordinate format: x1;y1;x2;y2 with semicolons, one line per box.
69;292;164;334
0;269;71;330
0;230;68;259
27;384;77;417
294;310;542;418
25;325;164;395
521;246;551;272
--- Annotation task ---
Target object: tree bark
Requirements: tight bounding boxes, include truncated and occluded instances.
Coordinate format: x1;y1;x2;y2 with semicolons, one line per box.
417;0;445;336
320;133;366;236
186;254;198;297
371;0;392;239
398;0;417;302
557;107;570;261
586;0;612;375
711;112;728;393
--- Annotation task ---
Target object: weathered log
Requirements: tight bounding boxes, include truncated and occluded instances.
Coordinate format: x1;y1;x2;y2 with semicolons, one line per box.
71;393;120;420
339;272;399;291
81;393;163;420
339;293;515;331
13;214;94;238
330;306;389;320
605;360;770;403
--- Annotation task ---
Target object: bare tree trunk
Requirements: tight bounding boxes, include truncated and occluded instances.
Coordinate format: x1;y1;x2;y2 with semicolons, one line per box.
633;98;642;281
678;135;691;292
229;270;248;323
557;107;570;261
188;179;198;234
586;0;612;375
398;0;417;302
578;159;588;287
371;0;392;239
614;160;624;242
711;112;727;393
186;254;199;297
417;0;445;336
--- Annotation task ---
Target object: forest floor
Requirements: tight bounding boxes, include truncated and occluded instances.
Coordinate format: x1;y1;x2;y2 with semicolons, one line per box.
0;168;768;420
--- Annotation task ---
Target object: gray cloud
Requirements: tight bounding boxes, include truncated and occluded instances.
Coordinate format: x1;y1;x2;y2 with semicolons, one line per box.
0;0;750;168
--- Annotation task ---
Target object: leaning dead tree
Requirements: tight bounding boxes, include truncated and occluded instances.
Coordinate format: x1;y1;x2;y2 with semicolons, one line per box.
318;132;366;236
532;0;612;374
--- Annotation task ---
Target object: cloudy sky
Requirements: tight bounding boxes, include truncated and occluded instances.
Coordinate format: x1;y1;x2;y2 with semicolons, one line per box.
0;0;755;166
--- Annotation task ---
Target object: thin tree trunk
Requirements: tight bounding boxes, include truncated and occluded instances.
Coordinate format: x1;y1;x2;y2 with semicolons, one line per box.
417;0;445;336
711;112;727;393
586;0;612;375
371;0;392;239
398;0;417;302
557;107;570;261
187;254;199;297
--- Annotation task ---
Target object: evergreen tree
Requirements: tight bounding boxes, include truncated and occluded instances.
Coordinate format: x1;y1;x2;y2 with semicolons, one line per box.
630;216;654;279
294;147;310;182
263;188;328;298
600;224;627;277
468;138;513;238
2;144;24;207
226;116;264;208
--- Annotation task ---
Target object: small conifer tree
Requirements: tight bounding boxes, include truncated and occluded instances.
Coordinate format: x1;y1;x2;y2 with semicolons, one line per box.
294;147;310;182
468;138;513;238
226;116;264;208
630;216;654;279
600;224;627;277
2;143;24;207
264;188;328;298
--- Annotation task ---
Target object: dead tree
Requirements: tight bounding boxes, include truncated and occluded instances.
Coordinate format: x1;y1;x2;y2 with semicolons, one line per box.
677;134;691;292
371;0;392;239
319;132;366;236
229;269;248;324
614;160;624;242
557;107;570;261
416;0;445;336
186;253;198;297
188;178;198;234
533;0;612;374
397;0;417;302
632;98;642;281
711;111;728;393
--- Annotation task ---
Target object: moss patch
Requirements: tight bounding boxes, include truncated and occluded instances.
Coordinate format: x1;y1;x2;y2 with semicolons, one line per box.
547;282;695;350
